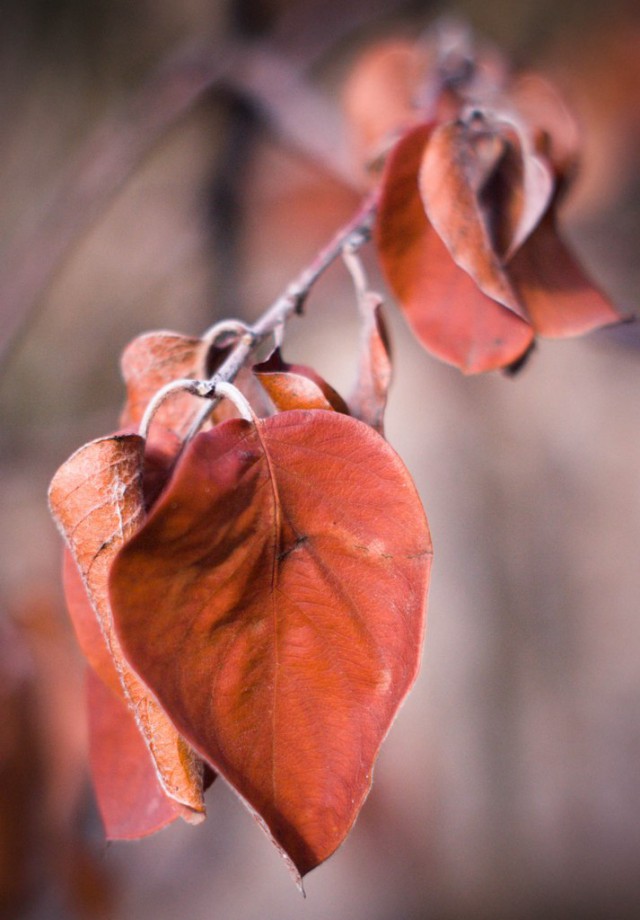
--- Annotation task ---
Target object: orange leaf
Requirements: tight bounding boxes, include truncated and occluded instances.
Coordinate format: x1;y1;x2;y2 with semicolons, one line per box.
254;350;349;414
508;207;627;337
66;552;191;838
376;124;534;373
63;550;121;699
342;39;427;167
86;669;180;840
109;411;431;878
419;115;527;315
510;72;581;185
48;435;206;822
120;331;207;429
348;291;392;435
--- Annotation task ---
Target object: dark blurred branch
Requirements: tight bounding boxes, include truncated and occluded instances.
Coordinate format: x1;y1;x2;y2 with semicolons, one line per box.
0;44;232;370
0;29;368;371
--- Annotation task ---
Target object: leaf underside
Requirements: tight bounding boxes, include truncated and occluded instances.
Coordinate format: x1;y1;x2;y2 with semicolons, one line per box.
48;435;206;821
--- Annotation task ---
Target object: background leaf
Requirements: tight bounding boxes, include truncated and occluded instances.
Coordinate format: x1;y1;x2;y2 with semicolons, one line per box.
348;290;392;435
376;124;534;372
508;207;627;336
86;669;181;840
419;116;526;315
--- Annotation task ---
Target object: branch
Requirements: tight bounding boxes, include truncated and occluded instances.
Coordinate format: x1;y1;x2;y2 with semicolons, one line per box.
141;191;380;442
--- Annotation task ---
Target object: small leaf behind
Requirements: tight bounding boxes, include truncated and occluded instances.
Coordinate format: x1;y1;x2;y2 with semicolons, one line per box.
348;291;392;435
254;350;349;414
48;434;206;821
86;669;181;840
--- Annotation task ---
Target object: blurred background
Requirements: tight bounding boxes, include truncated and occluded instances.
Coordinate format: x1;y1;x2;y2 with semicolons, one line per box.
1;1;640;918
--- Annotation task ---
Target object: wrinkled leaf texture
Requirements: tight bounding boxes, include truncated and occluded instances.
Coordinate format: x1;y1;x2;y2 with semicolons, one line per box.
64;552;184;837
48;435;206;827
109;409;431;878
377;121;624;372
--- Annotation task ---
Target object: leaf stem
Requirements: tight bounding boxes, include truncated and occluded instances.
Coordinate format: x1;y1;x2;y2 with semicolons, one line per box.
185;189;379;441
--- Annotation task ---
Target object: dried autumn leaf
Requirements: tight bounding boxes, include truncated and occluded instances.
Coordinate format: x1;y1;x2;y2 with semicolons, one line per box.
48;434;206;822
120;331;207;431
63;550;121;699
254;349;349;414
86;669;180;840
376;123;534;372
342;39;428;167
348;290;392;435
109;411;431;878
65;551;183;838
510;72;580;185
508;206;626;337
419;112;552;311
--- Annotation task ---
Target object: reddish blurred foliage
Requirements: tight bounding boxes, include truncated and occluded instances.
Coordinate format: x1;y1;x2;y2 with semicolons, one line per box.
349;34;626;372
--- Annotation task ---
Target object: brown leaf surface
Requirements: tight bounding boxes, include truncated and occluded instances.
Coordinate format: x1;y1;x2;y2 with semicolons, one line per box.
254;349;349;414
419;116;527;315
109;411;431;878
348;291;392;435
376;124;534;373
48;434;205;821
342;39;427;168
508;208;627;337
63;550;122;699
86;669;180;840
119;331;207;430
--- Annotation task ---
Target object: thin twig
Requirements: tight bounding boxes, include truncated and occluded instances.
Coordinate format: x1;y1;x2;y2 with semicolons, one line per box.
185;190;379;441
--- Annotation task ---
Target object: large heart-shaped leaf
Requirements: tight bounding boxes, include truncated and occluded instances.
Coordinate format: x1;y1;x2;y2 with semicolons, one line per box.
109;410;431;878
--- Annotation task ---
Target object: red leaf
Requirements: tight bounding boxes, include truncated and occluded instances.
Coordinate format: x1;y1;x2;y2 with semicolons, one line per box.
48;434;206;822
120;331;209;454
254;350;349;414
109;411;431;877
341;39;428;167
508;207;627;337
63;550;122;700
86;669;180;840
509;72;581;184
348;291;392;435
376;124;534;373
419;113;551;312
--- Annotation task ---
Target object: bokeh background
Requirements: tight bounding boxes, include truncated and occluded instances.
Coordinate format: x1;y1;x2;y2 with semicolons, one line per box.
1;1;640;918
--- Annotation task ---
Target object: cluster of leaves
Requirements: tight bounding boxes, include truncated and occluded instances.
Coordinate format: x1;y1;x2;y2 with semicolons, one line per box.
48;26;626;886
49;305;431;883
345;29;625;372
